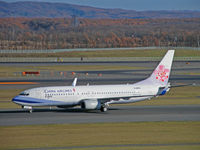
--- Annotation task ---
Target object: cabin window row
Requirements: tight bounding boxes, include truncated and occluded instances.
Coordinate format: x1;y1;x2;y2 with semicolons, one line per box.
81;91;135;95
45;91;136;96
45;93;75;96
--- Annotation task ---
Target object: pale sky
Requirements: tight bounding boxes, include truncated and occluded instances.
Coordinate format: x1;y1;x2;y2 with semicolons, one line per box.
5;0;200;11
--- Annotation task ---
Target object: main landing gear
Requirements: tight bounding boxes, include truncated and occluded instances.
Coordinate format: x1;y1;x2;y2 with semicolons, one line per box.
100;104;108;112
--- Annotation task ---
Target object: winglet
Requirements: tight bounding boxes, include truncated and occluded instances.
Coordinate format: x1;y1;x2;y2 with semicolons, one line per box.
72;78;77;86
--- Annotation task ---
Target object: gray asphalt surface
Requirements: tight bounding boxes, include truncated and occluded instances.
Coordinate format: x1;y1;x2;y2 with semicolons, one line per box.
0;105;200;126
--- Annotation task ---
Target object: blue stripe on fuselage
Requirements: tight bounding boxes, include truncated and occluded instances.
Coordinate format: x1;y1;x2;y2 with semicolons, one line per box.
13;99;42;104
12;96;66;105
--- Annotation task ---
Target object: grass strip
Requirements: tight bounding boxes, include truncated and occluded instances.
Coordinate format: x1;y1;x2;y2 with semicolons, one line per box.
0;121;200;149
53;145;200;150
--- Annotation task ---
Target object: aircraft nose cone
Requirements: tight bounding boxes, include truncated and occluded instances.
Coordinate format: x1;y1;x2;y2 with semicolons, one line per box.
12;96;22;103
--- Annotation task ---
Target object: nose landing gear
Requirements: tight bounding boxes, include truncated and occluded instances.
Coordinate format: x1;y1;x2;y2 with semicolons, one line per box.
22;106;33;113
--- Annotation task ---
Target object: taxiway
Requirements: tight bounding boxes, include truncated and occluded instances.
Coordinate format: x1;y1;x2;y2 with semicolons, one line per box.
0;105;200;126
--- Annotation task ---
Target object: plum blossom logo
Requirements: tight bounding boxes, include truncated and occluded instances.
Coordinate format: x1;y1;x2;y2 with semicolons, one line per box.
154;65;169;82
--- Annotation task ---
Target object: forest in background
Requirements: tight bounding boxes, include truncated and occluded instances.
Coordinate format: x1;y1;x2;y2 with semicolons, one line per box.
0;18;200;50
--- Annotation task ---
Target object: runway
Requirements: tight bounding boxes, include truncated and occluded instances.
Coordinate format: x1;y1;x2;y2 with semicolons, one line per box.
0;105;200;126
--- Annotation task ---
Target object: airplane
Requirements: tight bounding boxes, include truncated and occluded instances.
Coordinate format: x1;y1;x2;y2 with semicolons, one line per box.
12;50;175;113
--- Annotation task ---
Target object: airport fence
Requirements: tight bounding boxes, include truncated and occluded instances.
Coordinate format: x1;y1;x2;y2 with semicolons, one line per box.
0;47;200;54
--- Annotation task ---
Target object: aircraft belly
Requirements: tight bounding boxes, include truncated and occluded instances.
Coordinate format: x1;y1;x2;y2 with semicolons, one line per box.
109;96;153;104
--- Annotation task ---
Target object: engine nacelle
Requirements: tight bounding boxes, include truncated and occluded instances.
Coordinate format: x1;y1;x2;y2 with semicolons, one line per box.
81;99;101;110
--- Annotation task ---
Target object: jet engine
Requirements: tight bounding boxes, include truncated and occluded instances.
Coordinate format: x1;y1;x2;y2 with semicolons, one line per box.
81;99;101;110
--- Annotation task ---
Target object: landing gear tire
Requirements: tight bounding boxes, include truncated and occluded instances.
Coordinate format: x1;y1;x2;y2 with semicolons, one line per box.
100;106;108;112
22;106;33;113
29;109;33;113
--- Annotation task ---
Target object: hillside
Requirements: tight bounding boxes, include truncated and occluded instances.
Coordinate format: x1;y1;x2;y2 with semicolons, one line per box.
0;1;200;18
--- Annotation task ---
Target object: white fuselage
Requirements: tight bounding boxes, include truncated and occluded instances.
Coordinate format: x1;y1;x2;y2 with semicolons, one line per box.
12;83;159;107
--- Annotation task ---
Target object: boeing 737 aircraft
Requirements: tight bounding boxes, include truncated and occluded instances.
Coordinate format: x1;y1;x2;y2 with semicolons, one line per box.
13;50;174;112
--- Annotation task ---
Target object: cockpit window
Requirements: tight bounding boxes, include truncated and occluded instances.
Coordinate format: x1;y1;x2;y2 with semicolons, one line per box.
19;92;29;96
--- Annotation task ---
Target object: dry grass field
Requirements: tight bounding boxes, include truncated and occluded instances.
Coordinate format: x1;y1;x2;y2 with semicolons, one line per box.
0;122;199;150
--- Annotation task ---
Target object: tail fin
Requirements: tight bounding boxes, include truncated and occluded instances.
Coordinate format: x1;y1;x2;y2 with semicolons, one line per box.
149;50;175;86
136;50;175;87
